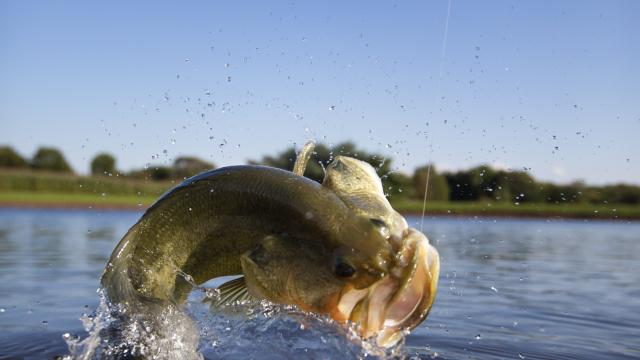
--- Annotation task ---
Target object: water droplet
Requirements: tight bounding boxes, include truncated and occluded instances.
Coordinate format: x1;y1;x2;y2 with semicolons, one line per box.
171;139;176;145
0;308;5;313
474;334;481;340
490;286;498;292
518;354;525;359
226;76;232;82
185;58;190;62
329;105;336;111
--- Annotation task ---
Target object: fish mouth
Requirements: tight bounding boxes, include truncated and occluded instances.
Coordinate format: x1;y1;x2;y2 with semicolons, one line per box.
335;228;440;347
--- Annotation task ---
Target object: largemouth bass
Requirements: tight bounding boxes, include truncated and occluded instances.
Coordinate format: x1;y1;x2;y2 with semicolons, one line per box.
101;143;439;347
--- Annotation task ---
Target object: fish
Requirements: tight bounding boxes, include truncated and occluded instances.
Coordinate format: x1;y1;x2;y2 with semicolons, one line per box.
101;142;439;348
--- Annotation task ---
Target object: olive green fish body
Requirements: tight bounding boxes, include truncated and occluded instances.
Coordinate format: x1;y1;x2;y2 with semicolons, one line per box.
102;151;440;348
102;165;385;305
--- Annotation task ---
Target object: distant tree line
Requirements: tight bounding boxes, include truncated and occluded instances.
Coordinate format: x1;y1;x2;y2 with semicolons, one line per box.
0;146;215;181
1;144;638;205
250;142;640;205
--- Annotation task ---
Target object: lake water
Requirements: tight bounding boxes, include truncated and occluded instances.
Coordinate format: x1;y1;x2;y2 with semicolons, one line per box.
0;208;639;359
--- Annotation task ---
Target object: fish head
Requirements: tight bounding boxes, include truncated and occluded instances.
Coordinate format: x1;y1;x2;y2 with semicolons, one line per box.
323;155;440;346
239;223;439;348
239;155;440;347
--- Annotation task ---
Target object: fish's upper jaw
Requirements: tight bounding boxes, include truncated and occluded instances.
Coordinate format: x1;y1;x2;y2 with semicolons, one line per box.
335;228;440;347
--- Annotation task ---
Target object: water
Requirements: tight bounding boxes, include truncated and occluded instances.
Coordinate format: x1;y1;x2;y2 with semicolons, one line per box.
0;208;639;359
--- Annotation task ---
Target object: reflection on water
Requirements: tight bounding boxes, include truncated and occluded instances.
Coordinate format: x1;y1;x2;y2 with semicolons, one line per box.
0;208;639;359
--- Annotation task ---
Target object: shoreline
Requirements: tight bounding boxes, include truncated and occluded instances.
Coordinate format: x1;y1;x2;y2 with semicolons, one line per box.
1;200;637;221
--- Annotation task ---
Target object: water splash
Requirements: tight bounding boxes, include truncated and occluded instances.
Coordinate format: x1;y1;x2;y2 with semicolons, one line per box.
64;283;406;359
63;290;201;360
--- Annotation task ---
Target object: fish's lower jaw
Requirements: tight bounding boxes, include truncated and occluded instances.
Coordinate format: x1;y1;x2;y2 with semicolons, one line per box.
379;241;439;347
385;236;439;328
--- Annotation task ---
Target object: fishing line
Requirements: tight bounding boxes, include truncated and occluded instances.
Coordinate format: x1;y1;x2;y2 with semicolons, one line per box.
420;0;452;232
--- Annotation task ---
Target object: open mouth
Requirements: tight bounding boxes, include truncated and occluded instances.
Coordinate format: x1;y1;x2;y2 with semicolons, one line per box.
336;228;440;347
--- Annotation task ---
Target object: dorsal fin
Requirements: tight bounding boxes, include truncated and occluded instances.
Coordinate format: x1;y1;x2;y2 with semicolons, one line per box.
293;140;316;176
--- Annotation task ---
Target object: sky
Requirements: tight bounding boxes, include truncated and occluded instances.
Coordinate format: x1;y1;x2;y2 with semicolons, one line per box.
1;1;638;185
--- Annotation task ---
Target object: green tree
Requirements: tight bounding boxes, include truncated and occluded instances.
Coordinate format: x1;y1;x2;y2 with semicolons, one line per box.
143;166;173;181
445;165;497;201
499;171;542;203
91;153;117;176
381;172;414;199
0;146;28;168
412;165;450;201
173;156;215;179
542;181;585;204
31;147;73;173
595;184;640;205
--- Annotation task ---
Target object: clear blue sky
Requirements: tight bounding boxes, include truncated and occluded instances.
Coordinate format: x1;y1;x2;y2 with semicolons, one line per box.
1;1;638;185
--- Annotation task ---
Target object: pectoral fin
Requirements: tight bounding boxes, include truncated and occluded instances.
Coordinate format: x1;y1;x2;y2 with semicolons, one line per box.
206;276;256;309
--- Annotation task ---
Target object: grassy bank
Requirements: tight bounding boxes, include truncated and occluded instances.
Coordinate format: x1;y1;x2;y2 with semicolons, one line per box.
0;169;167;209
0;169;173;197
391;199;639;220
1;170;638;219
0;192;157;209
1;191;639;220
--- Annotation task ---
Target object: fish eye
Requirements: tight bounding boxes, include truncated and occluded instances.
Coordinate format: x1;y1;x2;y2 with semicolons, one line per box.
334;260;356;278
369;218;390;238
369;218;387;228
